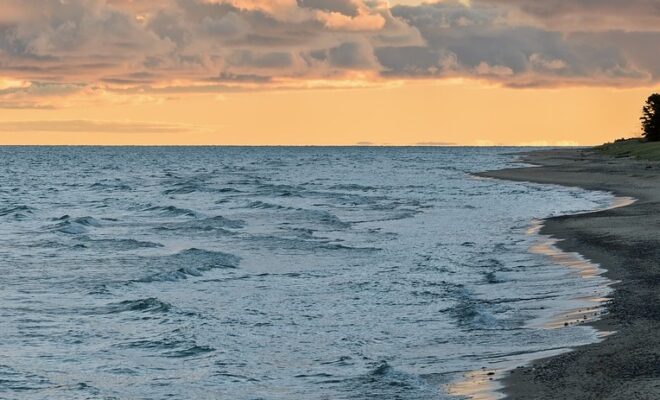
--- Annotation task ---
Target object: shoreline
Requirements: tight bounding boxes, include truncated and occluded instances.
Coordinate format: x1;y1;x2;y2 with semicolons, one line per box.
448;191;632;400
526;194;636;331
476;148;660;399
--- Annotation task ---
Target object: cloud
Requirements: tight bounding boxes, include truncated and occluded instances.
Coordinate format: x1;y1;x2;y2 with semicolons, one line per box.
0;0;658;108
0;120;206;133
475;0;660;31
386;1;653;86
327;41;376;68
298;0;360;17
211;72;272;83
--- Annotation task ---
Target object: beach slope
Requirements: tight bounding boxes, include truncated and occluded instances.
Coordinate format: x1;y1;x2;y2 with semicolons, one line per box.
478;148;660;399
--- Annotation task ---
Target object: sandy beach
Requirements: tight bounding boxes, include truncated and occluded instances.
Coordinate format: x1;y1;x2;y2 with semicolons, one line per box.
479;148;660;399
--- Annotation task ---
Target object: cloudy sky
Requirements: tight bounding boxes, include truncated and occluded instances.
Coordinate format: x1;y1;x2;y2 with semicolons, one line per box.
0;0;656;145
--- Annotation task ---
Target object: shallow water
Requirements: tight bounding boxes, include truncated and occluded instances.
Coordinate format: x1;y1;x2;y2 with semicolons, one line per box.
0;147;613;399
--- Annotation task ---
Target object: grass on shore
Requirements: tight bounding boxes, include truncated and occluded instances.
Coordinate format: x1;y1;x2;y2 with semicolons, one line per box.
596;138;660;161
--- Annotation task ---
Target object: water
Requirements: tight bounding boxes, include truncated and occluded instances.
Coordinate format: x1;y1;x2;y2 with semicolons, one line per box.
0;147;613;400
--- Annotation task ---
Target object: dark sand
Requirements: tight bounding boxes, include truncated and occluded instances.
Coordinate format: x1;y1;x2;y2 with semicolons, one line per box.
478;148;660;400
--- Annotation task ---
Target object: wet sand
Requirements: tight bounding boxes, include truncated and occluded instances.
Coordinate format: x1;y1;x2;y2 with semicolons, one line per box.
478;148;660;399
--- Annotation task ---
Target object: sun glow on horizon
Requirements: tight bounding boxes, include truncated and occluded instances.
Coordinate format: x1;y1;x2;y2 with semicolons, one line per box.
0;78;649;146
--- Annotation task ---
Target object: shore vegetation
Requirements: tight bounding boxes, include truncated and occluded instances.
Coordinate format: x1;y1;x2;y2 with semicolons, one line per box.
642;93;660;141
597;138;660;161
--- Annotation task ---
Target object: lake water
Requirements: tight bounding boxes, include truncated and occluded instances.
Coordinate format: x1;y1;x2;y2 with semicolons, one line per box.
0;147;613;399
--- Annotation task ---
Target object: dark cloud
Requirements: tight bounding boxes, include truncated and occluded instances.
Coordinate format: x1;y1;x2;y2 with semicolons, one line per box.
328;42;375;69
212;72;272;83
101;72;160;85
228;50;294;69
298;0;360;17
476;0;660;31
385;2;650;86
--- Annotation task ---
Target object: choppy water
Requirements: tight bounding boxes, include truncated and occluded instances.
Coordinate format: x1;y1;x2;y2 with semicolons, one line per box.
0;147;614;400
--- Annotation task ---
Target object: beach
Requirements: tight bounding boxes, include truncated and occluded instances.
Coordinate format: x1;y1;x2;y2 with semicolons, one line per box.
479;148;660;399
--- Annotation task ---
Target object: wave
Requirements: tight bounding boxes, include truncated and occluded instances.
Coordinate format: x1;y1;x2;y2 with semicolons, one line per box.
115;334;215;358
136;248;241;283
48;216;102;234
350;210;420;224
212;371;260;383
0;364;52;391
162;184;202;195
169;248;241;266
0;205;34;218
217;187;242;193
451;299;501;330
72;216;102;227
157;215;246;232
226;178;263;186
328;183;377;192
484;271;504;284
161;173;212;192
255;183;304;197
449;288;508;330
311;191;381;207
103;298;172;314
298;209;351;228
341;361;440;400
247;202;351;229
247;200;287;210
90;182;131;191
80;238;164;251
163;174;258;195
163;345;215;358
246;235;379;252
143;205;198;218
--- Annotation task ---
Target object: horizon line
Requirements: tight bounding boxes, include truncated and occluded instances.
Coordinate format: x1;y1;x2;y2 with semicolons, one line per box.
0;144;596;148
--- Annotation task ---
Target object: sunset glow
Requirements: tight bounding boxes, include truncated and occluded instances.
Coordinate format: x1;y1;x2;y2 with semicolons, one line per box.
0;0;657;145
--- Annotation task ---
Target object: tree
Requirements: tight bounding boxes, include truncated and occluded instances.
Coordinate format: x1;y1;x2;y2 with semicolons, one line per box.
641;93;660;141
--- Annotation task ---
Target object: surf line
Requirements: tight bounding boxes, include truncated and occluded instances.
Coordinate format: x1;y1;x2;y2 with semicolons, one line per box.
446;194;636;400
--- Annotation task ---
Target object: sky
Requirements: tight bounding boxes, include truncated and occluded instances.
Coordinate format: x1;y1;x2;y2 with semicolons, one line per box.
0;0;658;145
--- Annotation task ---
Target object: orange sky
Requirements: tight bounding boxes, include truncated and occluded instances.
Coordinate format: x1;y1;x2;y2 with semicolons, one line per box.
0;80;650;146
0;0;657;145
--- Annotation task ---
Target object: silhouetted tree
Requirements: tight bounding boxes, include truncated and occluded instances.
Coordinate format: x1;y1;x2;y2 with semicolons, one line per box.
641;93;660;141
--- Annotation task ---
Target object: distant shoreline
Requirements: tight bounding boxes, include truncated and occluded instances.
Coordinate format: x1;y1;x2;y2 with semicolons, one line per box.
477;148;660;399
0;144;589;148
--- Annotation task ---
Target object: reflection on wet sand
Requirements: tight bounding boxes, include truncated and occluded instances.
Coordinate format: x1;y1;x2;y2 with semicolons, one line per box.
446;195;636;399
528;194;635;329
447;369;503;400
446;348;571;400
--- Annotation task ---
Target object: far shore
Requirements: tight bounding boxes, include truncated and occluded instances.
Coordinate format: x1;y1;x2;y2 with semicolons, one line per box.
477;148;660;399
